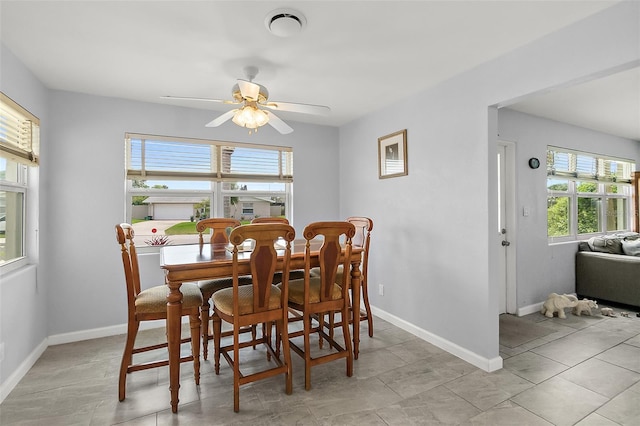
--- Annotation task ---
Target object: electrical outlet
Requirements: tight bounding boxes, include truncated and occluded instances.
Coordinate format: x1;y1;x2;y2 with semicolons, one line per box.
379;284;384;296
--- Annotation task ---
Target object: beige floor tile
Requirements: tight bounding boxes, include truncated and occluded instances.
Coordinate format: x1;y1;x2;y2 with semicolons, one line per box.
511;376;609;426
3;309;640;425
559;357;640;398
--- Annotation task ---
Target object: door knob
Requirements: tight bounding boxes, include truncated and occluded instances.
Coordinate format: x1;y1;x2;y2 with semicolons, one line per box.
501;240;510;246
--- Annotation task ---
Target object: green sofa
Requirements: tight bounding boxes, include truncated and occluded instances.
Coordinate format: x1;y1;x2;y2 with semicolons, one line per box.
575;232;640;308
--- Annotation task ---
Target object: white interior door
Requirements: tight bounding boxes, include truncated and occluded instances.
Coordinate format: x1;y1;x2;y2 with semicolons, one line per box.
497;141;517;314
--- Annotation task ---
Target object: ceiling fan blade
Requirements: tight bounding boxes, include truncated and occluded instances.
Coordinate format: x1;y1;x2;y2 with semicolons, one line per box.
263;101;330;116
205;109;238;127
237;80;260;101
161;95;238;105
265;111;293;134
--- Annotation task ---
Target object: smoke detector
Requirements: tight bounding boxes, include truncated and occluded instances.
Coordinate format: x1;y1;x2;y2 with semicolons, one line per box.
264;9;306;37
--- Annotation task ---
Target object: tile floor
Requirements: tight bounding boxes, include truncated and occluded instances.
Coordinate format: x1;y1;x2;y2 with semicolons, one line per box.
2;304;640;425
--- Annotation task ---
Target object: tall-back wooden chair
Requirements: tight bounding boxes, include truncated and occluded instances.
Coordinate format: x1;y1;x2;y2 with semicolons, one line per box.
251;217;305;284
115;223;202;401
212;223;295;412
195;218;251;359
333;216;374;336
283;221;355;390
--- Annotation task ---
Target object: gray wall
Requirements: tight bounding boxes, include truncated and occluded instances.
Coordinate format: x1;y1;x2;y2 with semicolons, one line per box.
1;0;639;394
44;90;340;336
338;2;639;365
498;108;640;309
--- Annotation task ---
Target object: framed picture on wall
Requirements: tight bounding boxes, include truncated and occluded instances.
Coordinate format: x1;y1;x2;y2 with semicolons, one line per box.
378;129;407;179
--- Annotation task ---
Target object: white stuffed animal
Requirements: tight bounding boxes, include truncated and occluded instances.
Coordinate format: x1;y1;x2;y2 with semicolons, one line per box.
572;298;598;316
600;307;616;317
541;293;578;318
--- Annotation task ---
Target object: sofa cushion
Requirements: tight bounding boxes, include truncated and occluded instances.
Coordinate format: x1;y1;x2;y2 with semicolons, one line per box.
587;236;623;254
621;239;640;256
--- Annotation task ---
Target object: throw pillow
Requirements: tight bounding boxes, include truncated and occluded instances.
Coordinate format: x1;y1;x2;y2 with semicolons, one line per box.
621;239;640;256
622;232;640;241
587;236;623;254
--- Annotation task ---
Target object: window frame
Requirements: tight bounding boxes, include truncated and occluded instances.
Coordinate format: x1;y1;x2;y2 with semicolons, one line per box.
0;92;38;271
547;147;636;244
124;134;293;249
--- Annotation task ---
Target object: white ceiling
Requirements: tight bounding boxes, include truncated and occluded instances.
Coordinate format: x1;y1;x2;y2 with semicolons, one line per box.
507;66;640;141
1;1;636;139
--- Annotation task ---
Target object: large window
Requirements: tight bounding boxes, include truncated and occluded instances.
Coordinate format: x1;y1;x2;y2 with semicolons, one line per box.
547;147;635;243
0;93;39;268
125;134;293;246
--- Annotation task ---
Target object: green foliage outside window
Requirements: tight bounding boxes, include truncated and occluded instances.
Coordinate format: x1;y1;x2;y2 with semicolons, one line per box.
548;196;569;237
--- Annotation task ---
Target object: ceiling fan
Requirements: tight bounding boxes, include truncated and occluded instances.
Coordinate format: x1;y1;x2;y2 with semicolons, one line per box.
161;66;330;134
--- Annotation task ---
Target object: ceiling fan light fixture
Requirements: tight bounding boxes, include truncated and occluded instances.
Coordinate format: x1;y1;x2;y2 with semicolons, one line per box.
265;9;306;37
232;105;269;132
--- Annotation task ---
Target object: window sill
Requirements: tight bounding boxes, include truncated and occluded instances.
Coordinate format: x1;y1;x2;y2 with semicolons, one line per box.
0;257;33;277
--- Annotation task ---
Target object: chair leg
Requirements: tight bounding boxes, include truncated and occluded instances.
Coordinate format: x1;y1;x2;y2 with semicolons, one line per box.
303;313;312;391
341;306;353;378
279;318;293;395
329;311;335;341
189;314;201;385
318;312;325;349
119;319;139;401
265;321;273;361
361;280;374;337
213;313;222;375
233;324;241;413
201;299;210;360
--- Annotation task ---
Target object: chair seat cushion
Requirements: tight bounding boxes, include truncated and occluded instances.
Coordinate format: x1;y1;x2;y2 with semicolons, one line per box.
135;283;203;314
310;265;347;283
198;276;252;299
212;285;282;316
286;277;342;304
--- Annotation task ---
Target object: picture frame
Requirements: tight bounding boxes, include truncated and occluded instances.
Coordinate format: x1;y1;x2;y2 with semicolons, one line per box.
378;129;407;179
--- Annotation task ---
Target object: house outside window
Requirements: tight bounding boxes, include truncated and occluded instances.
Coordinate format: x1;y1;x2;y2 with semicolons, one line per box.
0;92;39;269
547;147;635;243
125;133;293;247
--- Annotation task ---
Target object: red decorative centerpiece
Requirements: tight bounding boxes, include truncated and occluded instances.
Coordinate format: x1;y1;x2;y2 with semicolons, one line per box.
145;228;170;246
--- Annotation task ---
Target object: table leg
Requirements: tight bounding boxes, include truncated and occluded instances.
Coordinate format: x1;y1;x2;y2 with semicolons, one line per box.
166;280;183;413
350;262;362;360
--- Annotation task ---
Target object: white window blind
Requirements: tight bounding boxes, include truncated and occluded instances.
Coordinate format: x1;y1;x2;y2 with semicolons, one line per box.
0;92;40;166
547;147;635;183
126;133;293;182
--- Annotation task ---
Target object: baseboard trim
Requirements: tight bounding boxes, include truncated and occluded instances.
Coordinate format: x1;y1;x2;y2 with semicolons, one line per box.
47;318;190;346
0;339;47;403
2;318;191;403
370;305;503;372
3;307;505;404
517;302;544;316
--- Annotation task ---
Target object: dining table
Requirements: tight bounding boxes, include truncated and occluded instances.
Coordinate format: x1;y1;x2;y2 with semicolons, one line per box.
160;239;363;413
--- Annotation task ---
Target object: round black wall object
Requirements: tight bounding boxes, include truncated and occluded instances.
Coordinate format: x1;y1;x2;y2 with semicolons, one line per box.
528;158;540;169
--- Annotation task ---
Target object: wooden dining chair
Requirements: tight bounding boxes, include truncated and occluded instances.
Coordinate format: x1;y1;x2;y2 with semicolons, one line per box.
195;218;253;360
251;217;305;284
212;223;295;412
329;216;374;337
282;221;355;390
115;223;202;401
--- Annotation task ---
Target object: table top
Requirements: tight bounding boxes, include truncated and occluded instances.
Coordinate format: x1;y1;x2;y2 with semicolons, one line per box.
160;239;361;276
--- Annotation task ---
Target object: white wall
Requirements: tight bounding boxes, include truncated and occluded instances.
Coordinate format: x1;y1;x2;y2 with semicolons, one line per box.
498;108;640;308
339;2;639;366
